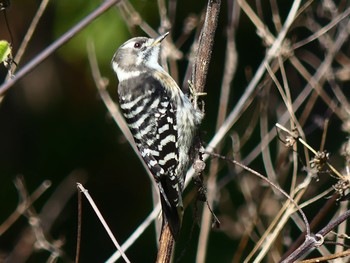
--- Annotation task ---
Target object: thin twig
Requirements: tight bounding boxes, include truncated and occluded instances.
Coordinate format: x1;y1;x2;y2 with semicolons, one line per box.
205;146;318;263
207;151;311;237
242;18;350;167
297;249;350;263
0;179;51;235
117;0;157;37
21;185;64;261
237;0;275;46
77;183;131;263
259;84;277;181
105;204;161;263
6;0;50;79
292;6;350;50
75;184;82;263
7;175;80;262
200;0;302;167
281;209;350;263
280;193;339;261
0;0;121;96
276;123;345;181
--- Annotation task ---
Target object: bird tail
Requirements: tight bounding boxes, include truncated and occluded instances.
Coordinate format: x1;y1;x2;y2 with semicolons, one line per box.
160;193;183;240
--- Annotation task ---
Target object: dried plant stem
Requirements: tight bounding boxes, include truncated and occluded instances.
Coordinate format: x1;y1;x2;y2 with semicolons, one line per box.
292;6;350;50
0;179;51;235
196;1;237;262
244;175;311;262
156;224;175;263
334;201;348;256
205;0;302;161
106;204;161;262
191;0;221;93
243;13;350;167
297;250;350;263
206;151;311;262
117;0;158;37
237;0;275;45
75;185;82;263
252;189;308;262
77;183;131;263
281;208;350;263
8;0;50;79
260;86;277;181
8;171;85;262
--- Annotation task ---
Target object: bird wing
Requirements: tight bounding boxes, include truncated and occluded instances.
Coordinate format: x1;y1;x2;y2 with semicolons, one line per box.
118;74;182;237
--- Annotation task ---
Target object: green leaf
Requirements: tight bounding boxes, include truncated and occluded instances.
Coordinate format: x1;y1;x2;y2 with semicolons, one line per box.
0;40;11;63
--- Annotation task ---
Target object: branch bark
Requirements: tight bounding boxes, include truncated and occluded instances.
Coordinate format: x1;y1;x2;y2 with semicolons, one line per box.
281;208;350;263
156;224;175;263
191;0;221;93
157;1;221;262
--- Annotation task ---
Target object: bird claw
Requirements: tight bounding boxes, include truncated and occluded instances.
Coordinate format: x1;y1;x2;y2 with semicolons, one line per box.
187;80;206;111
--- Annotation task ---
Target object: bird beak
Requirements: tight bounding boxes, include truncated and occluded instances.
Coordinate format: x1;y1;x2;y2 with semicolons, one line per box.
151;32;169;46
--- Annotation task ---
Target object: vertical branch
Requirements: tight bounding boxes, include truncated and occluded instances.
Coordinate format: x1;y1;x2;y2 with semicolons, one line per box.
156;224;175;263
191;0;221;93
196;1;237;262
156;1;221;262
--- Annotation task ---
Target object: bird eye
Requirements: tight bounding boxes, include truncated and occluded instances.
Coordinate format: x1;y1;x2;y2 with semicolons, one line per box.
134;42;142;49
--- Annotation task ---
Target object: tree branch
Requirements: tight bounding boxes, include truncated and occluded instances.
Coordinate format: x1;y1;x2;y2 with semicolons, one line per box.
156;224;175;263
281;208;350;263
191;0;221;93
0;0;120;96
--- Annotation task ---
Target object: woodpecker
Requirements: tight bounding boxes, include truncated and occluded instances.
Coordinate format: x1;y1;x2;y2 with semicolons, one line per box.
111;32;203;238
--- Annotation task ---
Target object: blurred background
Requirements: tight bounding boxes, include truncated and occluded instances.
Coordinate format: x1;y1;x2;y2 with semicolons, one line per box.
1;0;350;262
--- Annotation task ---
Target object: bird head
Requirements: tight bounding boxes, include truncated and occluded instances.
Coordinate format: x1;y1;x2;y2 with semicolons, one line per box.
112;32;169;82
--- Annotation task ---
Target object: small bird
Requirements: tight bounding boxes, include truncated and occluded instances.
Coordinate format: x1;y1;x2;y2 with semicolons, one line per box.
111;32;203;238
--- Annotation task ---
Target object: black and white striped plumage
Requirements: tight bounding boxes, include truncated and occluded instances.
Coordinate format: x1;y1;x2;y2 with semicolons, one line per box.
111;32;203;238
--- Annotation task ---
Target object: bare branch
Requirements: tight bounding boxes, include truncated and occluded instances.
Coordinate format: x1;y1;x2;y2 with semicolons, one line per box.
191;0;221;93
77;183;131;263
156;224;175;263
0;0;121;96
281;209;350;263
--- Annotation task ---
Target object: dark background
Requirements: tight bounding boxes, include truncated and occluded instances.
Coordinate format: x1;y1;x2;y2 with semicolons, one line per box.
1;0;349;262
